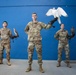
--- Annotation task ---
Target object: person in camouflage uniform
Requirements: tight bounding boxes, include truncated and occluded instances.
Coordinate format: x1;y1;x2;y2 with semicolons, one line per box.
25;13;58;73
0;21;18;66
54;24;71;68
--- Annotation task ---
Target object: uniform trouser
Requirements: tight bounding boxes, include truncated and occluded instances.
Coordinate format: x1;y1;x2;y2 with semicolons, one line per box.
0;42;11;61
28;40;43;65
0;42;3;60
58;42;70;62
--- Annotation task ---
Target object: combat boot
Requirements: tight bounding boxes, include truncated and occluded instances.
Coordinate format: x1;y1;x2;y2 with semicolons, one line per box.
65;60;71;68
56;61;61;67
39;64;45;73
7;60;11;66
6;52;11;66
26;64;32;72
66;62;71;68
0;59;3;64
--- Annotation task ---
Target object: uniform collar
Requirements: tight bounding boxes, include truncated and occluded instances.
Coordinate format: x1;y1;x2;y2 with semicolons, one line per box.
60;29;65;32
32;21;38;24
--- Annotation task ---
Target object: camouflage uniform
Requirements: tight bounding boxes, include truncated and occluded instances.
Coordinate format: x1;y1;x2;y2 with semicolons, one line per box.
54;29;71;67
25;17;58;72
0;28;12;65
25;21;53;65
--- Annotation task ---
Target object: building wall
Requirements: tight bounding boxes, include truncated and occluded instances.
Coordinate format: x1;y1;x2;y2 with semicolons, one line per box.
0;0;76;60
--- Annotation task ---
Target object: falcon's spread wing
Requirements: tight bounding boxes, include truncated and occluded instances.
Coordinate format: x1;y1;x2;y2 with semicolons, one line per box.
57;7;68;17
46;8;56;16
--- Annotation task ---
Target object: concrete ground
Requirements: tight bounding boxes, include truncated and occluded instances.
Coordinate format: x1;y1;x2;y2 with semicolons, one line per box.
0;59;76;75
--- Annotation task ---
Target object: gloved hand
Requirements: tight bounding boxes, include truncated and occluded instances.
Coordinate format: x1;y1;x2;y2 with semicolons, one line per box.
48;17;58;28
